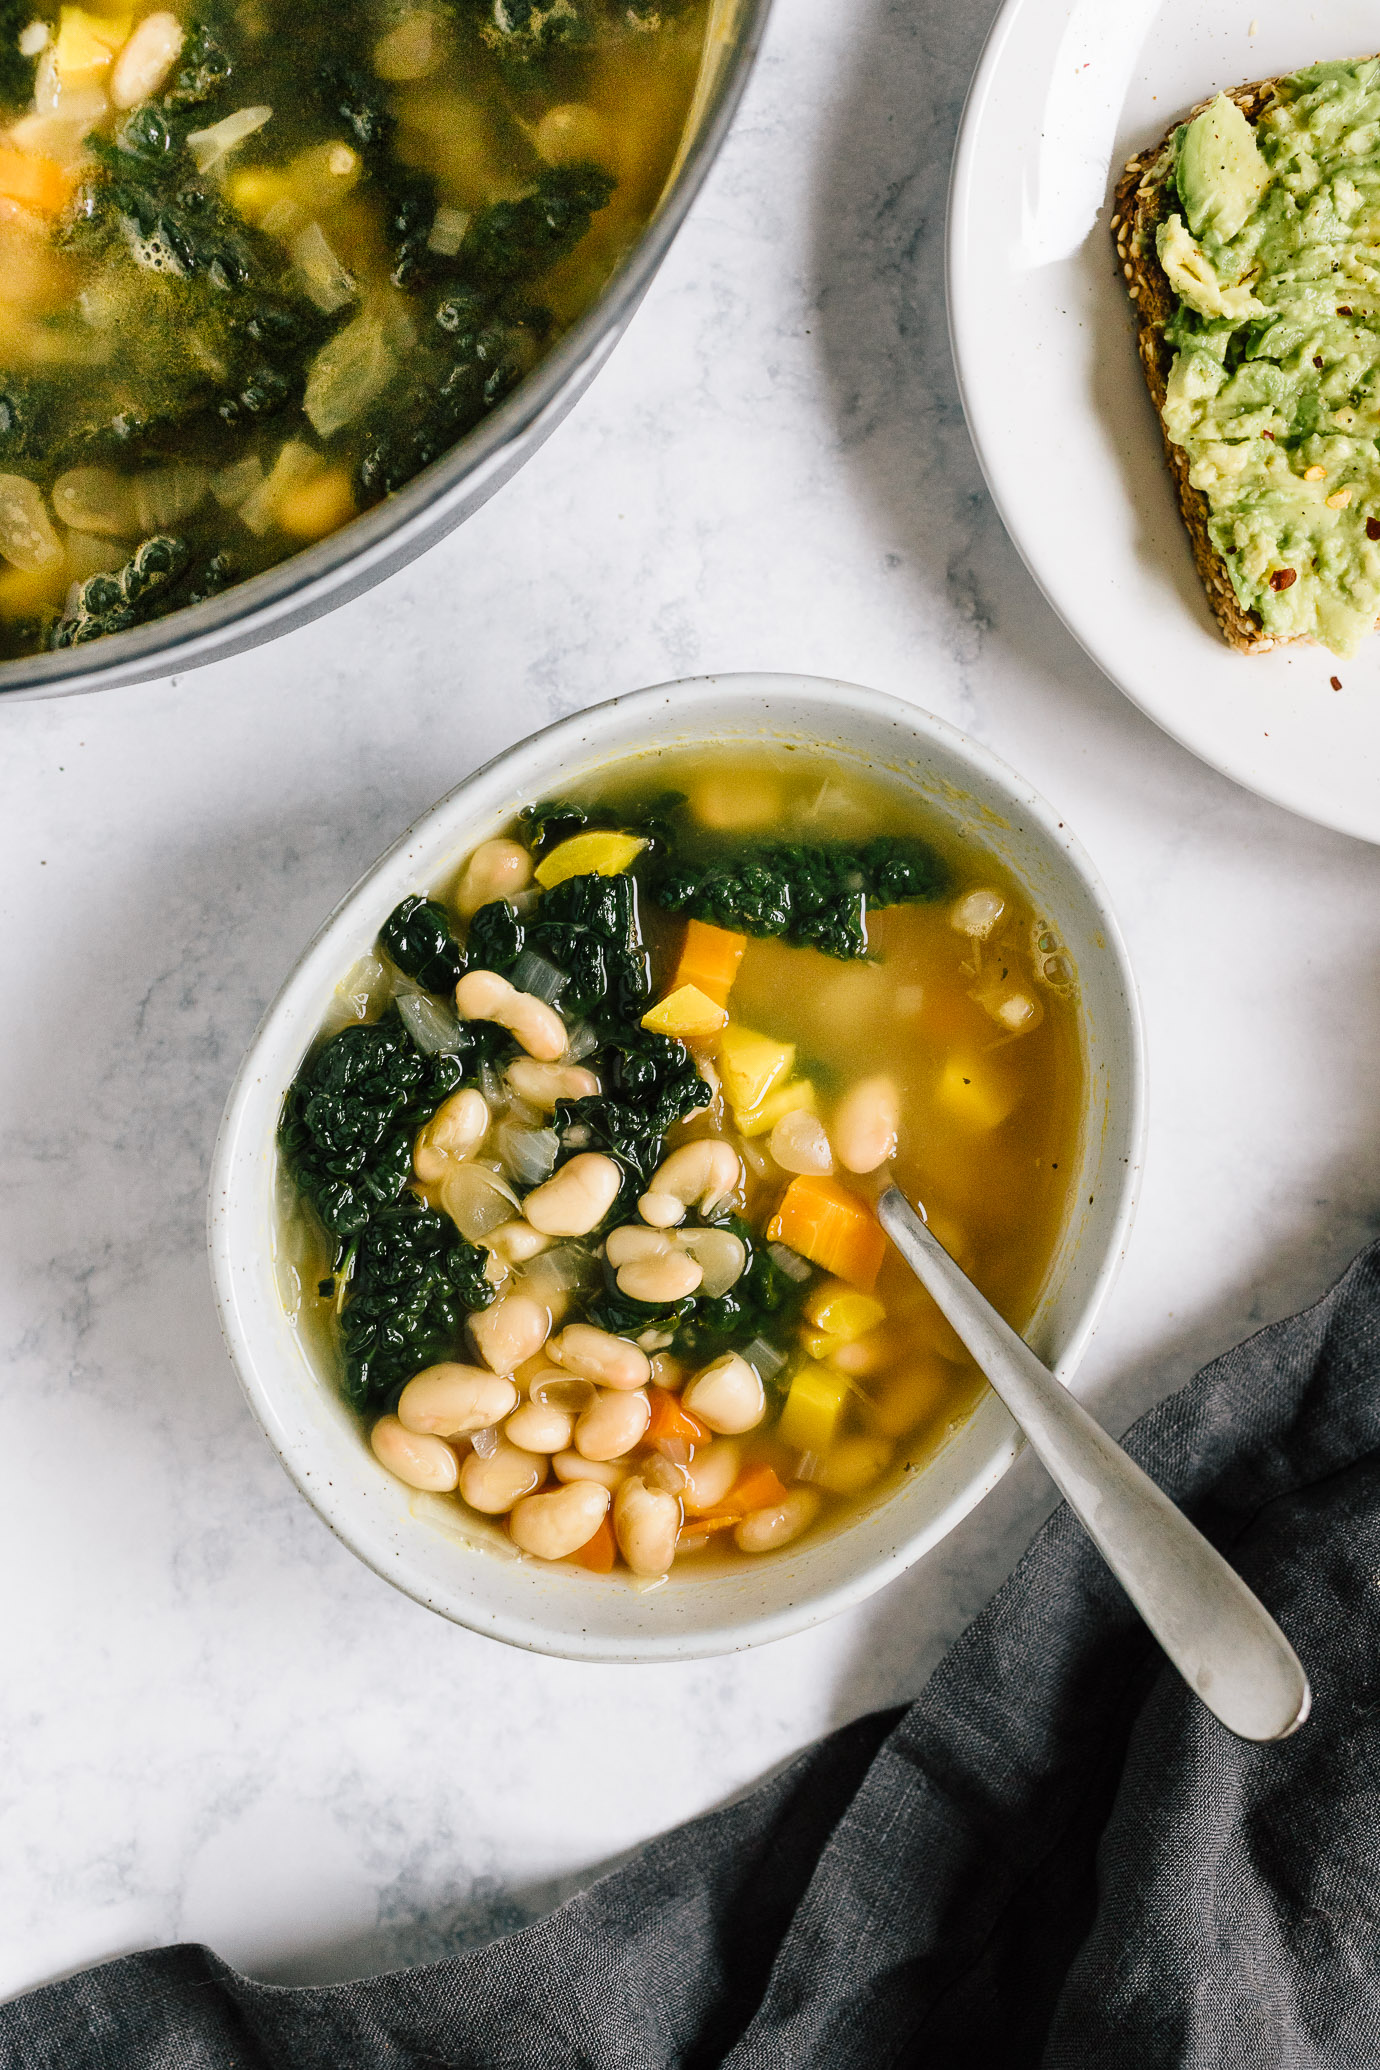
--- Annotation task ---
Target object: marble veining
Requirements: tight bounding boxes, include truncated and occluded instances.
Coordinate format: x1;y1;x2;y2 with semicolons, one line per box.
5;0;1380;1998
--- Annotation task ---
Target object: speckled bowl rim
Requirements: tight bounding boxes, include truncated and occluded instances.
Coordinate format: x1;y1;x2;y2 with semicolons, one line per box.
207;673;1147;1659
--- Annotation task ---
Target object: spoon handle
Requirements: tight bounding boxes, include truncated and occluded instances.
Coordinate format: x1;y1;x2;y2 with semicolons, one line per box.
876;1188;1310;1743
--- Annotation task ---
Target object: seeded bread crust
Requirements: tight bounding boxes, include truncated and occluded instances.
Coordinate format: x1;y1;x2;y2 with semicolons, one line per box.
1113;77;1285;654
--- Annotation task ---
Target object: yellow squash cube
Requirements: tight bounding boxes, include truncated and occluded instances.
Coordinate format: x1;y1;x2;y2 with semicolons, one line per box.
803;1279;886;1342
935;1057;1019;1132
778;1363;850;1454
640;984;728;1042
54;5;129;78
734;1077;816;1139
534;830;647;889
717;1024;794;1116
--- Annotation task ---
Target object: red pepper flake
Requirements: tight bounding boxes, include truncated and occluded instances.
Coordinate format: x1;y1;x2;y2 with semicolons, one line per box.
1262;428;1275;439
1339;306;1353;315
1314;355;1325;369
1270;567;1298;590
1368;517;1380;541
1331;676;1343;691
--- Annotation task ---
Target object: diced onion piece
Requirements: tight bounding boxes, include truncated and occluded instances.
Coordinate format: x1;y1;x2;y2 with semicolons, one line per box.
427;203;469;255
237;440;323;537
531;1374;596;1415
564;1021;599;1062
303;308;395;438
439;1163;520;1241
769;1108;833;1175
497;1121;560;1188
396;987;465;1055
0;473;61;571
767;1241;812;1283
509;948;569;1006
741;1333;788;1380
290;218;357;313
133;463;210;533
211;455;265;510
110;11;184;110
186;103;273;174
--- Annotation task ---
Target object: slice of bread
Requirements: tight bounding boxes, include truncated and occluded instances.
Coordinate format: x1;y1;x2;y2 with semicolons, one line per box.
1114;76;1290;654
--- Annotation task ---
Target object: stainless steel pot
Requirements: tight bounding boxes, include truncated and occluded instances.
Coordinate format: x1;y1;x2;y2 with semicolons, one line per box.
1;0;770;702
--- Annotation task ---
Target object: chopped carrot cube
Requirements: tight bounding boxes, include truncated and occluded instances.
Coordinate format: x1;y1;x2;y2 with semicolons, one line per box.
0;150;76;215
693;1462;790;1531
767;1174;886;1291
673;918;746;1007
645;1387;705;1448
567;1515;616;1572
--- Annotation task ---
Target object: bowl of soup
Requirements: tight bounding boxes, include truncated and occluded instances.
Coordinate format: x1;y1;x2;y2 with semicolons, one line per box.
0;0;767;698
209;671;1145;1657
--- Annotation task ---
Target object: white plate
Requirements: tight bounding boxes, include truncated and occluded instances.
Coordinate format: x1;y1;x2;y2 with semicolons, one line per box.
950;0;1380;843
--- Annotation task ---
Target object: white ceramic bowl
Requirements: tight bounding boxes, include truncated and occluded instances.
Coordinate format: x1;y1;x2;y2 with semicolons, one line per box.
208;673;1145;1659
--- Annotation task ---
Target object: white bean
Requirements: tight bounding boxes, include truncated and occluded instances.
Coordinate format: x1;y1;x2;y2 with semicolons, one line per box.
110;10;184;107
504;1399;575;1453
552;1450;631;1491
575;1386;651;1462
604;1224;670;1268
454;968;566;1062
524;1152;622;1236
370;1415;458;1492
413;1087;489;1181
649;1352;688;1393
950;887;1005;939
459;1438;545;1513
676;1225;747;1297
396;1364;517;1437
509;1479;610;1561
833;1075;899;1175
734;1487;822;1553
549;1323;650;1391
638;1139;742;1226
490;1219;551;1265
454;839;533;921
681;1437;742;1514
468;1293;551;1373
616;1251;703;1305
613;1475;681;1577
507;1058;600;1108
683;1353;765;1435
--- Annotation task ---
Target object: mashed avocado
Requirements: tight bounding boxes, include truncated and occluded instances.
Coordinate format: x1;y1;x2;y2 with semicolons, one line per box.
1153;61;1380;655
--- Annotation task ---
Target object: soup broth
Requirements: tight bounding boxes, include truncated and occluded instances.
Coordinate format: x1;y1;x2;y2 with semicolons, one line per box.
276;744;1085;1579
0;0;708;656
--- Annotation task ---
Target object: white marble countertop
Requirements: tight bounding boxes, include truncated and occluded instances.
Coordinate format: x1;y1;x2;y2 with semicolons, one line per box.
4;0;1380;2004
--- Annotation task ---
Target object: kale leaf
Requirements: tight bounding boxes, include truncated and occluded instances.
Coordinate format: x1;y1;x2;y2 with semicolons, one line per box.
49;535;192;648
559;1027;706;1184
458;163;616;289
380;896;466;993
339;1201;494;1409
674;1228;812;1361
466;898;526;974
527;870;649;1022
163;16;235;107
0;0;38;108
469;0;594;67
653;836;949;959
278;1009;465;1240
519;789;685;859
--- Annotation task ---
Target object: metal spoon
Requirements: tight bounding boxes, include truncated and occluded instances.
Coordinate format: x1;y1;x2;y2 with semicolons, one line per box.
876;1187;1310;1743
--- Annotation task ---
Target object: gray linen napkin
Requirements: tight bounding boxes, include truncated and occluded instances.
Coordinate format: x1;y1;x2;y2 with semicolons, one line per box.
5;1239;1377;2070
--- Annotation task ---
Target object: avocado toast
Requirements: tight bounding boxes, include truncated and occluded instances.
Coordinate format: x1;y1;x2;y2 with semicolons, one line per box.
1116;60;1380;659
